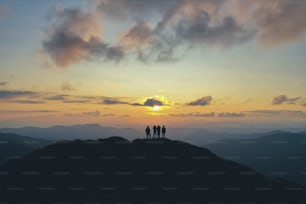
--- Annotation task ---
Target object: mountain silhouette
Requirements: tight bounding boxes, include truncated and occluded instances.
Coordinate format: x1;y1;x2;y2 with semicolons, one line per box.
0;133;52;163
0;124;141;140
207;131;306;186
0;137;305;203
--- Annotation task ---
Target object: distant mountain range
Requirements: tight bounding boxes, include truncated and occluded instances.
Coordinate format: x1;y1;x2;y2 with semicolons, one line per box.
0;124;142;141
205;131;306;186
0;133;52;163
0;137;305;203
1;124;293;143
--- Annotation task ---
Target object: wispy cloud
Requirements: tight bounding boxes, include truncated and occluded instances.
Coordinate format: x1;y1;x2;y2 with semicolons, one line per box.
246;110;306;117
272;94;301;105
101;98;129;105
0;90;38;99
170;112;215;117
11;100;46;104
0;110;60;113
61;82;78;92
82;110;100;117
186;96;213;106
45;94;68;101
66;111;115;117
63;100;92;104
218;112;245;118
0;81;8;86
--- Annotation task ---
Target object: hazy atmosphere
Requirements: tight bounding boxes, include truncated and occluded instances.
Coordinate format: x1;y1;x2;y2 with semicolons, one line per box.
1;0;306;131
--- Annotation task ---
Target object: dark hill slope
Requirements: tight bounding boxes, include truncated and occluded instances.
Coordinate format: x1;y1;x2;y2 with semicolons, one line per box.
0;137;305;203
207;132;306;185
0;133;52;163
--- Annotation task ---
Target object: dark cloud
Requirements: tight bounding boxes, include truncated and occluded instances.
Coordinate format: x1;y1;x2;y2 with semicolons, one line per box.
46;95;68;101
175;13;254;47
0;81;8;86
102;98;129;105
0;90;37;99
82;110;100;117
63;100;91;104
95;0;177;19
11;100;46;104
143;98;164;107
170;112;215;117
246;110;306;117
43;7;124;67
186;96;213;106
272;94;301;105
130;103;143;107
0;110;59;113
218;112;245;118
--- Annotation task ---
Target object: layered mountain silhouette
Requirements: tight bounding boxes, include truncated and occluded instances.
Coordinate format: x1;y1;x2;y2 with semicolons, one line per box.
206;131;306;186
0;124;141;140
0;137;305;203
0;133;52;163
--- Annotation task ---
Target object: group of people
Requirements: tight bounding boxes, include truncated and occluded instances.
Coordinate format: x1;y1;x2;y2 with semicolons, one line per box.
145;125;166;139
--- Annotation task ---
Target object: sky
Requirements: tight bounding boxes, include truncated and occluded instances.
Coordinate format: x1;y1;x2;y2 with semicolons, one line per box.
0;0;306;130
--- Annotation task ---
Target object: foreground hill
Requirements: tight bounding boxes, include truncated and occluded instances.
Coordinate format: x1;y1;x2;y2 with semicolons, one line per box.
0;133;52;163
0;137;305;203
207;131;306;186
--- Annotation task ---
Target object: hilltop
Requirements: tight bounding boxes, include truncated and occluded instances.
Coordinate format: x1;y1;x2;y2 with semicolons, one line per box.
0;137;305;203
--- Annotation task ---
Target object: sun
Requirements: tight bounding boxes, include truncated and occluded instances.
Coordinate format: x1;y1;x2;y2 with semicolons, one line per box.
153;105;161;111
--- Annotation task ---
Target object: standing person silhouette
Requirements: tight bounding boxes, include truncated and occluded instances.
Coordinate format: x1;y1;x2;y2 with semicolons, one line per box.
145;126;151;139
157;125;161;138
153;125;157;138
162;125;166;138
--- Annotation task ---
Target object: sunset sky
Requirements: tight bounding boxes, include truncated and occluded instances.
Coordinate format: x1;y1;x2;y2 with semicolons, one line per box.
0;0;306;129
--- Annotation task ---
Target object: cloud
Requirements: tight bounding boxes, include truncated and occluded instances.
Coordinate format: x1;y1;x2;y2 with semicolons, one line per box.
0;110;60;113
101;98;129;105
41;0;306;67
170;112;215;117
169;112;244;117
120;21;155;49
218;112;245;117
61;82;77;92
11;100;46;104
63;100;92;104
100;96;169;107
242;98;253;104
82;110;100;117
0;81;8;86
246;110;306;117
45;94;68;101
143;98;164;107
272;94;301;105
42;7;124;68
252;0;306;45
0;90;37;99
66;111;115;117
186;96;213;106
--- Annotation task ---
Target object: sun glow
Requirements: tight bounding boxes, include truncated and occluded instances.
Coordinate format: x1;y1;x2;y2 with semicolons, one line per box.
153;105;161;111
